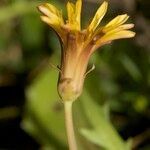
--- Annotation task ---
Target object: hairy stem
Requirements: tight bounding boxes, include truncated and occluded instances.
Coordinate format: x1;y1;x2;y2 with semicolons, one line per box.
64;101;77;150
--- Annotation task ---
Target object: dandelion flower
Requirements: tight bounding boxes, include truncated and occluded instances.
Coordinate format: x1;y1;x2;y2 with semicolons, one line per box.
38;0;135;102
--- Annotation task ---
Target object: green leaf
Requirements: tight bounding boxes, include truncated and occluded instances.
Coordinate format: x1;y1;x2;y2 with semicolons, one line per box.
80;90;131;150
22;56;67;149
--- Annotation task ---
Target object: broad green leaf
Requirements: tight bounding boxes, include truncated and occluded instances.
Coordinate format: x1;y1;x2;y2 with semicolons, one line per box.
80;90;132;150
22;56;67;149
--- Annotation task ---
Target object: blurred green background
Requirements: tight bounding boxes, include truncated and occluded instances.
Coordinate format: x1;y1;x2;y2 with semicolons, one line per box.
0;0;149;150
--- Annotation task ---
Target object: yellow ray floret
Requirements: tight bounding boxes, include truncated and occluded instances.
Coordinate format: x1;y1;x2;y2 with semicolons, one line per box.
87;1;108;33
75;0;82;30
67;0;82;30
94;14;135;46
99;30;135;43
38;3;64;33
103;14;129;32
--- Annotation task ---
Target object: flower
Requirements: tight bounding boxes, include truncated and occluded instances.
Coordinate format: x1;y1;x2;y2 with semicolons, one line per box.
38;0;135;101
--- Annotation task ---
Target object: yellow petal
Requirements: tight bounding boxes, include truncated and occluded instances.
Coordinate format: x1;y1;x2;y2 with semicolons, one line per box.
103;23;134;34
40;16;61;32
67;2;75;25
44;3;59;15
88;1;108;33
118;24;134;30
103;14;129;32
40;16;59;26
38;3;57;17
75;0;82;30
40;16;65;41
38;3;64;24
98;30;135;43
67;0;82;31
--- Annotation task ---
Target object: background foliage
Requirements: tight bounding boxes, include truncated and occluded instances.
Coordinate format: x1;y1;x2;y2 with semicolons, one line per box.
0;0;149;149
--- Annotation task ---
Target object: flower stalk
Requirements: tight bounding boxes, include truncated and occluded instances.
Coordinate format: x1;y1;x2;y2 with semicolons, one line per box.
64;101;77;150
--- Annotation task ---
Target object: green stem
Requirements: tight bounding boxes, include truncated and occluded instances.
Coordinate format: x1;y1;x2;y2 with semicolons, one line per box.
64;101;77;150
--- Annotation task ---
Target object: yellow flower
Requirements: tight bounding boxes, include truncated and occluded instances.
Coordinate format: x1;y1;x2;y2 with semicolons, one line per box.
38;0;135;101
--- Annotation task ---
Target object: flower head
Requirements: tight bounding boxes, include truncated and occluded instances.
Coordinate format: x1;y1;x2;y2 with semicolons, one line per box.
38;0;135;101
